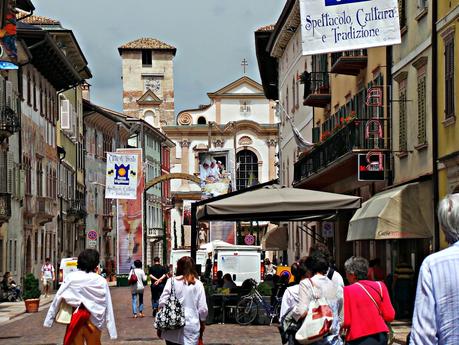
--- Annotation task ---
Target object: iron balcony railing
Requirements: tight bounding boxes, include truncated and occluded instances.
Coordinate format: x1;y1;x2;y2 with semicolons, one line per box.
293;117;388;184
331;49;368;66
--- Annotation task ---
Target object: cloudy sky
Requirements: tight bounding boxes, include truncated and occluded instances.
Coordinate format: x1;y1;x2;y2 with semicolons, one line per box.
33;1;284;113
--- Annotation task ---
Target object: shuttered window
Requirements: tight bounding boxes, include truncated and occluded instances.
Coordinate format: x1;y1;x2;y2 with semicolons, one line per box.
445;38;455;118
417;75;427;144
399;0;406;29
399;88;407;152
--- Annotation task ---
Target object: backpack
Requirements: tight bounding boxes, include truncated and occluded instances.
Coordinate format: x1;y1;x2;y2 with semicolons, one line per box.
128;269;138;285
295;279;334;344
154;278;185;330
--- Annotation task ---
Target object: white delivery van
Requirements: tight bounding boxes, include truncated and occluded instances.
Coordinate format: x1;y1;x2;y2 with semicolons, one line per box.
170;249;207;275
213;245;263;286
59;257;78;284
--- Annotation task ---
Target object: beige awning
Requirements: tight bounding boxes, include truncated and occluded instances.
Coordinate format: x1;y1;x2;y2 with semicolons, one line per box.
197;185;361;222
262;224;288;250
347;182;433;241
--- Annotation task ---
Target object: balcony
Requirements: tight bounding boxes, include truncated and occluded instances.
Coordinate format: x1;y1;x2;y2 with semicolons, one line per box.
102;215;113;232
330;49;368;76
36;196;54;225
0;105;20;142
303;72;331;108
67;200;87;222
293;117;388;187
0;192;11;224
147;227;164;238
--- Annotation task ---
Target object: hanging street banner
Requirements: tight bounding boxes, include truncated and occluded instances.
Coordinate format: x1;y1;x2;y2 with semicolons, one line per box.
105;152;139;200
299;0;401;55
116;148;144;274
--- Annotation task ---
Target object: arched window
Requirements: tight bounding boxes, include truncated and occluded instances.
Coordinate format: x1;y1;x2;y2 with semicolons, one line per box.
197;116;207;125
144;110;156;127
236;149;258;190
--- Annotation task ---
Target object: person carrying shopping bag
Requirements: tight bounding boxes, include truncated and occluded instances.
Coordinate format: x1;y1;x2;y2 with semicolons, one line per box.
128;259;146;318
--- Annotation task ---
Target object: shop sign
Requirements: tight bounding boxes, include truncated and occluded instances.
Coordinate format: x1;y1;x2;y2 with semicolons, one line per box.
358;152;385;181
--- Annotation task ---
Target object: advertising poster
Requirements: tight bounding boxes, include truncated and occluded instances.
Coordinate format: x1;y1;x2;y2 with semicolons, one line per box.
299;0;401;55
199;150;232;198
116;148;143;274
210;221;236;245
105;152;139;200
0;0;18;69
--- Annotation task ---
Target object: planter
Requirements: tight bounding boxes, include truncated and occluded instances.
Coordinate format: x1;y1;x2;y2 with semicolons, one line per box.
24;298;40;313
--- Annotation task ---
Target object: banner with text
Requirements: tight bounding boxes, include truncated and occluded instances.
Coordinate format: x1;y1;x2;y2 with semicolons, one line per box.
299;0;401;55
116;148;144;274
105;152;139;200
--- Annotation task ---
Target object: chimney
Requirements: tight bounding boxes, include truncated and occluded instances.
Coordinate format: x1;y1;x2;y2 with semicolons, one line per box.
81;81;90;101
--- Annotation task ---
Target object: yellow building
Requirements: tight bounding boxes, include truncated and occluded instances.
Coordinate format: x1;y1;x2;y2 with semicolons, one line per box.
437;1;459;247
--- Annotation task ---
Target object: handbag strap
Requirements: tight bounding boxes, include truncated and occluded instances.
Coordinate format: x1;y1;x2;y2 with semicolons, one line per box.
356;282;382;315
306;278;319;300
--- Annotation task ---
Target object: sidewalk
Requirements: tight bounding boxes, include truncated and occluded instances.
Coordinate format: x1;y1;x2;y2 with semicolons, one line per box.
392;320;411;345
0;294;54;326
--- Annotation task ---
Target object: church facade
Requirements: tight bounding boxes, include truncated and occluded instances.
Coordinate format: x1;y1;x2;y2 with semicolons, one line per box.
163;76;278;247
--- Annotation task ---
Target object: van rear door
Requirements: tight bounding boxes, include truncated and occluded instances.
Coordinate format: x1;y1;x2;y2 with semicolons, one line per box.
218;250;261;286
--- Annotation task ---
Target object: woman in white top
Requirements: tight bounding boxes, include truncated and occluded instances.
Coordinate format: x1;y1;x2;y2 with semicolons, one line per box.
43;249;117;344
158;256;208;345
293;253;343;345
128;259;146;318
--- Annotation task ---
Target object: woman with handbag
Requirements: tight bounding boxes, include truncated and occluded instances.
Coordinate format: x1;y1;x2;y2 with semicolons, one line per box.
43;249;117;344
342;256;395;345
128;259;146;318
292;253;343;345
157;256;208;345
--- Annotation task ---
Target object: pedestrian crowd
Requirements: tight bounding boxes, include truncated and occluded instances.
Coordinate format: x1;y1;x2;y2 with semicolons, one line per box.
23;193;459;344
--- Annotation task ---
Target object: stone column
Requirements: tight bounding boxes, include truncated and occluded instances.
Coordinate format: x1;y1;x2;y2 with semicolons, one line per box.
179;139;191;188
267;138;278;180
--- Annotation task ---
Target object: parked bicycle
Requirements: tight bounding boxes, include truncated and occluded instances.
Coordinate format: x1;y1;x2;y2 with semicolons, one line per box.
235;279;281;325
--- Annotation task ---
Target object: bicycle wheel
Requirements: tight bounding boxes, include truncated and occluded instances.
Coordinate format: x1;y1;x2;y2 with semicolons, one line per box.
235;296;258;325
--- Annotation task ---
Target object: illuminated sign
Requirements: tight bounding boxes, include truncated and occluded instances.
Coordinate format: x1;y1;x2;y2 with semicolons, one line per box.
358;152;385;181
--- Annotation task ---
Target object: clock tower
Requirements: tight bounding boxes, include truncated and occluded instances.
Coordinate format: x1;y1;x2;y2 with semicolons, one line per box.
118;37;176;128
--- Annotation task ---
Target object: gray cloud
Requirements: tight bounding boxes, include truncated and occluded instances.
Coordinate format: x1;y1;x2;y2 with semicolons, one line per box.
33;0;284;114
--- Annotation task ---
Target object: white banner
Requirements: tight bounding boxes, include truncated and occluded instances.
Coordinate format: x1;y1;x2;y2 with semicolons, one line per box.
105;153;139;199
299;0;401;55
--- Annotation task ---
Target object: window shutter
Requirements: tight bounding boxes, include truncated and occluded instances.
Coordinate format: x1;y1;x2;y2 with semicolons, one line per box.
7;151;13;194
18;169;24;199
399;89;407;151
60;99;70;129
5;80;12;108
417;75;427;144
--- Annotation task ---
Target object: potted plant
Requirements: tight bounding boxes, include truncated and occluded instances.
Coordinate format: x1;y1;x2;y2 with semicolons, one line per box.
23;273;41;313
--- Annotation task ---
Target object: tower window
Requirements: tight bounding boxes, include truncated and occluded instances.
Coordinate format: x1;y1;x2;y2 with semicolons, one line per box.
197;116;207;125
142;50;152;66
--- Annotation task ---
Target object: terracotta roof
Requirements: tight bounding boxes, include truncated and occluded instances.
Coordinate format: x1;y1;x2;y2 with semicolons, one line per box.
118;37;176;50
256;24;275;32
20;14;60;25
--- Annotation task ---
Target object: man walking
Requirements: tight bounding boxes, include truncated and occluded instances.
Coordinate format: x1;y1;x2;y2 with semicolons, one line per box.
411;194;459;344
41;257;55;298
149;257;167;317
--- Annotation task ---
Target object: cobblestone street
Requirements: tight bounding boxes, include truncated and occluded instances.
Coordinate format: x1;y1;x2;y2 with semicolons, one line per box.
0;287;280;345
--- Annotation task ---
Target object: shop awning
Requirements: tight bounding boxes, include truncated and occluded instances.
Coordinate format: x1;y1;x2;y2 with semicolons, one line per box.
347;182;433;241
261;223;288;250
197;184;361;222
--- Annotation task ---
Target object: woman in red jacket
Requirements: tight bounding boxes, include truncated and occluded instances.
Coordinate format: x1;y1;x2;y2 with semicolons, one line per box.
342;256;395;345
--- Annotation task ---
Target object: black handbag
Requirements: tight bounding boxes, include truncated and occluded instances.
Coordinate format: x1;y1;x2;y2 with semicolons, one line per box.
154;278;185;330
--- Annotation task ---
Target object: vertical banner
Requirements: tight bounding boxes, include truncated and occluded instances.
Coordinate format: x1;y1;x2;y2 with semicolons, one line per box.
105;152;139;199
199;151;232;198
0;0;17;69
116;148;144;274
299;0;401;55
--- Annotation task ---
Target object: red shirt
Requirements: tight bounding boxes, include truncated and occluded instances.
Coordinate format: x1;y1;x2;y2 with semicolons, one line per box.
343;280;395;341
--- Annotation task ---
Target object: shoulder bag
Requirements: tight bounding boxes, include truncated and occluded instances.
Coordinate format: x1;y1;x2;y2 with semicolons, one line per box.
128;269;138;285
295;278;334;344
356;282;394;345
154;278;185;330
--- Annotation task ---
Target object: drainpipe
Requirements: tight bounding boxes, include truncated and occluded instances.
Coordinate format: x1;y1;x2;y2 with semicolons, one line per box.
432;3;439;252
386;45;394;187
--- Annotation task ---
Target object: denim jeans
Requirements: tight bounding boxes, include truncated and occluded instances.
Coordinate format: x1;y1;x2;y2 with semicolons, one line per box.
131;292;144;315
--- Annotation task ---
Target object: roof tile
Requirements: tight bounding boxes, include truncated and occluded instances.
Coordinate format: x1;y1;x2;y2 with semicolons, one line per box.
20;14;60;25
256;24;275;32
119;37;176;50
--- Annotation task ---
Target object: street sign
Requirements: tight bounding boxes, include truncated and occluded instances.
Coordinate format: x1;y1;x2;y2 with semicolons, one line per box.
244;234;255;245
88;240;97;248
87;230;98;241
